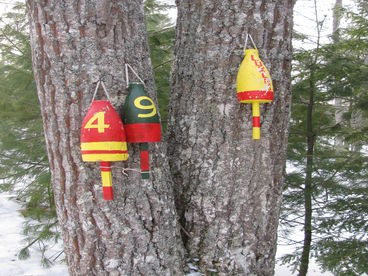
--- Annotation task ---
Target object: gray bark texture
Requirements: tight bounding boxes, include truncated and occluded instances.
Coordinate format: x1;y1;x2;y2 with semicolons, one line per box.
27;0;183;275
168;0;295;274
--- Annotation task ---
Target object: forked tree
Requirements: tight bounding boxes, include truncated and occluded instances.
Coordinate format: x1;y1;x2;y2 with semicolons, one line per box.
27;0;295;274
168;0;295;274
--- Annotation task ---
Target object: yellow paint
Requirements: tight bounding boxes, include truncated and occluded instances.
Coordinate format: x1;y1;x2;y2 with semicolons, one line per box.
236;49;273;95
134;96;157;118
239;99;272;104
81;141;127;151
252;102;261;139
82;153;129;162
101;171;112;187
84;112;110;133
253;127;261;140
252;102;260;117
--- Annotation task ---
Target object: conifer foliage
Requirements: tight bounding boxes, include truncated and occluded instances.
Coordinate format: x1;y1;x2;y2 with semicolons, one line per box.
0;0;175;267
280;1;368;275
145;0;175;132
0;3;59;267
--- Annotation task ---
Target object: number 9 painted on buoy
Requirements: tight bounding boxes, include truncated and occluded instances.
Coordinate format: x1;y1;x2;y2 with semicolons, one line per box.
122;83;161;179
134;96;157;118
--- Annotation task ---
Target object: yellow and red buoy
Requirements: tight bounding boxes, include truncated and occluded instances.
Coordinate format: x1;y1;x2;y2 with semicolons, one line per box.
81;95;128;200
236;38;274;139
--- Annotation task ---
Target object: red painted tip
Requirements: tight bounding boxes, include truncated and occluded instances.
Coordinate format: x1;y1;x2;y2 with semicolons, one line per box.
253;116;261;127
103;187;114;200
140;150;149;172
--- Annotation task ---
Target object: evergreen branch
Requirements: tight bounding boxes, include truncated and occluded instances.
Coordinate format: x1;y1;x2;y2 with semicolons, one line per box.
0;19;25;55
17;135;45;142
52;249;64;262
148;25;175;35
280;217;305;226
153;59;173;70
278;236;304;246
0;153;48;167
313;168;340;189
316;123;342;133
0;163;44;180
20;235;42;253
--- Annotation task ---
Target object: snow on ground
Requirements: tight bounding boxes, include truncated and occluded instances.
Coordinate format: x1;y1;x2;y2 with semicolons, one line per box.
0;193;68;276
275;244;333;276
0;191;331;276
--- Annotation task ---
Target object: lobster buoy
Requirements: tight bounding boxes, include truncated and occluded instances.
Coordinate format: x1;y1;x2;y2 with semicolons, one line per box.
81;82;128;200
122;81;161;179
236;34;274;139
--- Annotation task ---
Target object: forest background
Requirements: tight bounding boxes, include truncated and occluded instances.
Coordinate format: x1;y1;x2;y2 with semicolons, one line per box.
0;0;366;275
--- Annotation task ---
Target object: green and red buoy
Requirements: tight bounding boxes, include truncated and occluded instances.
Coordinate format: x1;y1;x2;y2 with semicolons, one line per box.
122;82;161;179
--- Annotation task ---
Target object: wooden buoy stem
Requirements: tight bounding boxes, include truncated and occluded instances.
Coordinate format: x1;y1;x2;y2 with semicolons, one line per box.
100;161;113;200
139;143;150;179
252;102;261;140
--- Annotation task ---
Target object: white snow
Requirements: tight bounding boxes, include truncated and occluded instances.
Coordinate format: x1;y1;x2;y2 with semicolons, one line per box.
0;190;332;276
0;0;355;275
0;193;68;276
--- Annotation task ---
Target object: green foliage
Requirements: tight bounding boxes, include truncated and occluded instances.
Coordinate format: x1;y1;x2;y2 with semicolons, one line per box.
0;0;175;267
145;0;175;132
0;3;59;266
280;2;368;275
316;239;368;275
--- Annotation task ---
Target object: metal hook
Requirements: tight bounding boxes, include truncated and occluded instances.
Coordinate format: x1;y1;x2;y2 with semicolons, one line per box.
121;168;129;177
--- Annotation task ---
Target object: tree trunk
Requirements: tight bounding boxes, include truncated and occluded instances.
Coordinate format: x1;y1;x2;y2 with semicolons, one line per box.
168;0;295;274
333;0;345;148
27;0;183;275
298;71;316;276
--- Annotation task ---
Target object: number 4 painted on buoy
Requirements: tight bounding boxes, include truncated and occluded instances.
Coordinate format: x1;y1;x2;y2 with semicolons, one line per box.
84;112;110;133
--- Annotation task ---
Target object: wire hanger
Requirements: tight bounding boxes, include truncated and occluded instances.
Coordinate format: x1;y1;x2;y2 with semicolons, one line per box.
244;33;258;51
90;80;112;106
125;64;146;88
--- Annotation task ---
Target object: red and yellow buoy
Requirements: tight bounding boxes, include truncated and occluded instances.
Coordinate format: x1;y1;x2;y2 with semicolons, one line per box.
81;82;128;200
236;35;274;139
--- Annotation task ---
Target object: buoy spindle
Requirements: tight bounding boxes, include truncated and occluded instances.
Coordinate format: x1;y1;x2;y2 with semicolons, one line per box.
139;143;150;179
252;102;261;140
100;161;113;200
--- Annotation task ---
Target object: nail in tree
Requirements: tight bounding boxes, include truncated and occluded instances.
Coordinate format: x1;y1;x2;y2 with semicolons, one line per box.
236;34;274;139
123;81;161;179
81;81;128;200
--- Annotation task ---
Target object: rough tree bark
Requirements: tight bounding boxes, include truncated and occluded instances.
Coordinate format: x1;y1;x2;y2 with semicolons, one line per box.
27;0;183;274
168;0;295;274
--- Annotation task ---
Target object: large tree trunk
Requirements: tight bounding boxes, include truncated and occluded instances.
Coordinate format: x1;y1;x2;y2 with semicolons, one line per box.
27;0;183;274
168;0;295;274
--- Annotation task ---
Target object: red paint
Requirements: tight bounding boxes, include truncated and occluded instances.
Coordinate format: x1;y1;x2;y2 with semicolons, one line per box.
81;100;127;143
237;90;274;101
100;162;111;172
124;123;161;143
103;187;114;200
81;150;128;155
251;55;273;88
140;150;149;172
253;117;261;127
